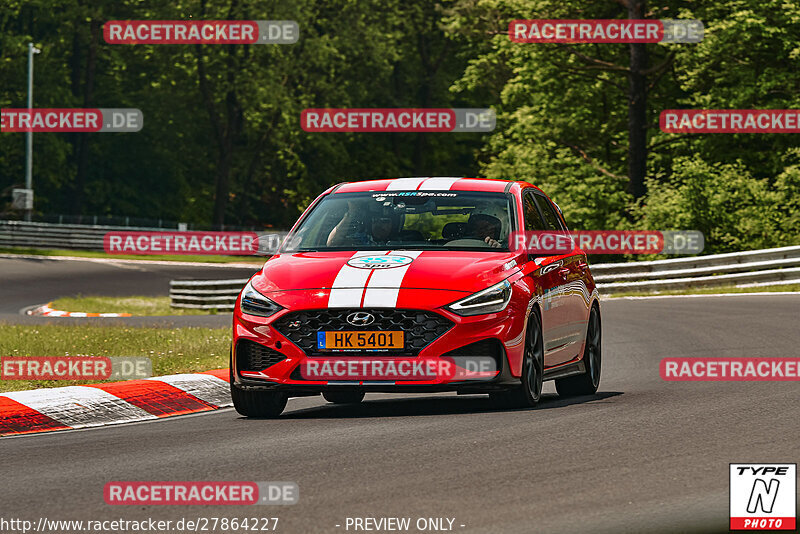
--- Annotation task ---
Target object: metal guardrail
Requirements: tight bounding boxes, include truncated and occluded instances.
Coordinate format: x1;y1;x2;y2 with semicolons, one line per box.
0;220;169;251
167;245;800;309
0;220;268;251
594;245;800;293
169;279;250;310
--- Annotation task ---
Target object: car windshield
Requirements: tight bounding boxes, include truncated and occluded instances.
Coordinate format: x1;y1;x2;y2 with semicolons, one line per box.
281;191;514;252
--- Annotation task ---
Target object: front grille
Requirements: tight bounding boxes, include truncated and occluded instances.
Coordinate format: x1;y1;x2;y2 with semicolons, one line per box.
273;308;454;355
236;339;286;372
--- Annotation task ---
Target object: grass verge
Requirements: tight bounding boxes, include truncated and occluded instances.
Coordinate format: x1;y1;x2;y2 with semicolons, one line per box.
0;246;265;264
606;283;800;298
50;295;215;316
0;324;230;393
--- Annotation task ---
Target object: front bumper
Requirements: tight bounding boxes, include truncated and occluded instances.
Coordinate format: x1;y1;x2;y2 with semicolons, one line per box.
232;303;527;394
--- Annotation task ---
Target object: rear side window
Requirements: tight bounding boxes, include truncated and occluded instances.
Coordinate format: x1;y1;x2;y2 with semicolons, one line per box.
523;193;546;231
534;194;565;230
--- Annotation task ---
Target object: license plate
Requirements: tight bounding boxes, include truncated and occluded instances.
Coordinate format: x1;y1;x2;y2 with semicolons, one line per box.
317;331;404;350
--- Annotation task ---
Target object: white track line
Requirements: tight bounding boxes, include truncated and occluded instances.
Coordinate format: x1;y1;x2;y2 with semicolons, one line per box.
0;253;262;269
608;291;800;300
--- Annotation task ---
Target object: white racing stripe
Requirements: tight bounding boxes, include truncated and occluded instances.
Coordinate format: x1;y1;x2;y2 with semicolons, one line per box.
328;288;364;308
360;288;399;307
328;251;381;308
418;177;460;190
327;251;423;308
386;177;428;190
362;251;423;307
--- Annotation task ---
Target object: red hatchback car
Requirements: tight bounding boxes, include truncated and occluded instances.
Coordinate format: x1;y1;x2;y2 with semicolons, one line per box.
231;177;601;417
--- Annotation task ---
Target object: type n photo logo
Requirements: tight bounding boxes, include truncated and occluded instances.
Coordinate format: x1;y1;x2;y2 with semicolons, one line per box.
730;464;796;530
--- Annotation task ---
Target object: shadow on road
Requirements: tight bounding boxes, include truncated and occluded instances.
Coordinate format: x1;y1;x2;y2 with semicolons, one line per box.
278;391;623;419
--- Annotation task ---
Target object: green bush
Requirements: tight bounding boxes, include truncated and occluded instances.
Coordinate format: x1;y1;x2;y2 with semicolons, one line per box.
632;157;789;253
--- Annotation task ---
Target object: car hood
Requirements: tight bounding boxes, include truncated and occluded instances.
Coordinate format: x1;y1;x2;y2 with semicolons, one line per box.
251;250;522;295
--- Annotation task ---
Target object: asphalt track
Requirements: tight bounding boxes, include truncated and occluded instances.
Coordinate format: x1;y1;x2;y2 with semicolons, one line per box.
0;256;259;326
2;285;799;533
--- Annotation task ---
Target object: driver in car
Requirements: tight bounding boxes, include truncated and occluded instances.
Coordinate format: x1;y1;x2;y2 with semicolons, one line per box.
463;213;502;248
327;202;398;246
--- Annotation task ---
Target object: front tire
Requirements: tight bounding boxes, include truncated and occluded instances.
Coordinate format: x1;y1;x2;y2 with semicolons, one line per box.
556;304;601;397
323;390;365;404
490;307;544;408
231;385;287;418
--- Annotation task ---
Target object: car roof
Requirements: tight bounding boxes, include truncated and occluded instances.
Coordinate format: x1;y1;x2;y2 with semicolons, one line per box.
331;177;540;195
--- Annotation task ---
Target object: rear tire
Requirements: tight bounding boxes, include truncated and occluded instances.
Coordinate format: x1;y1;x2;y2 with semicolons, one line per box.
490;308;544;408
556;305;601;397
231;385;287;418
323;390;365;404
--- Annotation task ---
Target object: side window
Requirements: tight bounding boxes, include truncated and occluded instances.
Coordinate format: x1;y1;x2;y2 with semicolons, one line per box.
533;194;565;231
523;193;546;231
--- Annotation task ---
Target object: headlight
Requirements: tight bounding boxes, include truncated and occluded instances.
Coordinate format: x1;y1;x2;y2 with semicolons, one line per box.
240;279;283;317
446;279;512;316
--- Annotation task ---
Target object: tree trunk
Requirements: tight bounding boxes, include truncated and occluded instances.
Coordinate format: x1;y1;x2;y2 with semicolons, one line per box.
212;146;233;227
627;0;648;199
71;19;100;214
196;45;243;228
197;0;244;228
412;30;431;174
